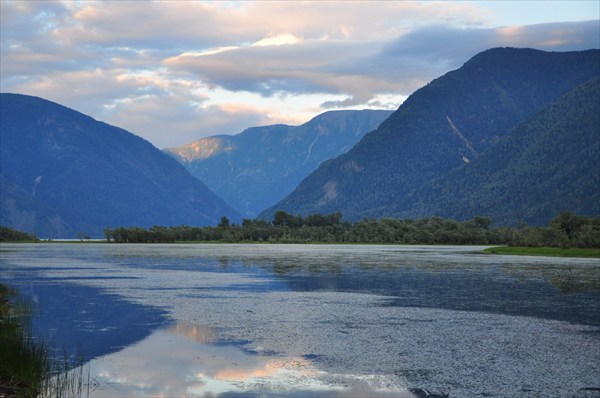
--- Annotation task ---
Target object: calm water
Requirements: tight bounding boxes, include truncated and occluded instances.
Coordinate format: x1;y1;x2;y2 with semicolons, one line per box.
1;243;599;397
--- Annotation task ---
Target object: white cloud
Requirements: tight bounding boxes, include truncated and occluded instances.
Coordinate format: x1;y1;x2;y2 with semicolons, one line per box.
252;34;303;47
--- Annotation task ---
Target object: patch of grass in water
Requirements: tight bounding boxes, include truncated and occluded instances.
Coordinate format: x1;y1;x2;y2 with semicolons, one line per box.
0;283;89;397
483;246;600;258
0;284;46;396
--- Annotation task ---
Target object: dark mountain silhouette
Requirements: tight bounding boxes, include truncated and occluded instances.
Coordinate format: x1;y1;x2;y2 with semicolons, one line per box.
401;77;600;225
0;93;239;238
165;110;391;217
261;48;600;225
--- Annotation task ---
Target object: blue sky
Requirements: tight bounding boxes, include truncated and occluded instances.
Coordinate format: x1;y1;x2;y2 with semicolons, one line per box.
474;1;598;25
1;1;598;148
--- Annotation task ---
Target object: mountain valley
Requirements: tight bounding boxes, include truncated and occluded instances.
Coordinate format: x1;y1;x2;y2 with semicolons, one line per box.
165;110;391;217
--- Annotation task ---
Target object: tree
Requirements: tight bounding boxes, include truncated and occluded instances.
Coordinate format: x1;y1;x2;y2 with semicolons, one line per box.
103;228;112;243
550;211;585;240
467;216;492;230
273;211;301;227
0;226;37;242
218;216;230;229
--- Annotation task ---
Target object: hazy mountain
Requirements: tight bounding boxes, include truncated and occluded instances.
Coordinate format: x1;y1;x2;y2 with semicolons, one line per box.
165;110;391;217
261;48;600;225
0;93;239;238
400;77;600;226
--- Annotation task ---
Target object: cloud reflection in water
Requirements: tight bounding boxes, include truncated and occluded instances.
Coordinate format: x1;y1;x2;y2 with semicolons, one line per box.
84;322;404;397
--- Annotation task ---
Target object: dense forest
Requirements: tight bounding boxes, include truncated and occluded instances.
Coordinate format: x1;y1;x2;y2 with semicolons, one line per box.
0;226;37;242
99;211;600;248
395;77;600;225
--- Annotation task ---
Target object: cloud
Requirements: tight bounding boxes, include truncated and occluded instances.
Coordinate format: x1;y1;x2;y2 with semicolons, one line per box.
1;1;597;148
104;93;310;149
164;39;382;96
165;20;600;111
382;20;600;63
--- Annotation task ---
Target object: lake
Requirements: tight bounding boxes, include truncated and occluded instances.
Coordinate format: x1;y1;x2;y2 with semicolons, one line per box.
1;243;599;397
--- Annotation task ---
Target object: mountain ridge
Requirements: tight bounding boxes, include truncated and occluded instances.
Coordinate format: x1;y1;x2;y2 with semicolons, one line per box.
399;77;600;225
261;48;600;224
0;93;239;237
165;109;392;217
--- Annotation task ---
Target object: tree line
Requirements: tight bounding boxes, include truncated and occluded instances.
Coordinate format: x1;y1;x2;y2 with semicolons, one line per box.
0;226;38;242
102;211;599;248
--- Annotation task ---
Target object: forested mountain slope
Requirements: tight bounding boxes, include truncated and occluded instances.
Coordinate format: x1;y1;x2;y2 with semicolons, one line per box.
165;110;391;217
400;77;600;225
261;48;600;225
0;93;239;238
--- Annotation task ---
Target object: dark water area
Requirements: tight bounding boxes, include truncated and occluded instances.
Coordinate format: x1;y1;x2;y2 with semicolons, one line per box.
273;264;600;327
8;281;170;362
1;243;599;397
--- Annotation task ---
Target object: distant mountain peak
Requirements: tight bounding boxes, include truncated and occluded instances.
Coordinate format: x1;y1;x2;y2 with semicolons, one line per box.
165;109;392;217
261;48;600;225
166;136;229;162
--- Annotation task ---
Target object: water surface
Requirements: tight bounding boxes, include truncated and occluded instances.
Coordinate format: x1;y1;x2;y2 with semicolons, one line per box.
1;243;599;397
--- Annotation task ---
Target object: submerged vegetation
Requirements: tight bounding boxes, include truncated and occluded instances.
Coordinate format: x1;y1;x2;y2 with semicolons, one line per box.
102;211;600;250
0;283;88;397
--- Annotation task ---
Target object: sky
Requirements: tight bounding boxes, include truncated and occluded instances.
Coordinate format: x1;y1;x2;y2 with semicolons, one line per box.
1;1;598;149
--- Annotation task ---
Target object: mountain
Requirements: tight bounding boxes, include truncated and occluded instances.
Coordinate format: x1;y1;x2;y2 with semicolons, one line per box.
0;93;239;238
261;48;600;225
400;77;600;225
165;110;391;217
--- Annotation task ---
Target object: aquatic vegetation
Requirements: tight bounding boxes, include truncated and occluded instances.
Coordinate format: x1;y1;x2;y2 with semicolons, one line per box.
484;246;600;258
0;283;88;397
0;283;46;396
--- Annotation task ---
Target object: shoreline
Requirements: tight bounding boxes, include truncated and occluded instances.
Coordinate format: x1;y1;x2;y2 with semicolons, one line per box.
3;240;600;258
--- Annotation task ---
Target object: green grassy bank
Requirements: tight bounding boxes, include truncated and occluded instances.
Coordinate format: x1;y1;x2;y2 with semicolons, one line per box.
483;246;600;258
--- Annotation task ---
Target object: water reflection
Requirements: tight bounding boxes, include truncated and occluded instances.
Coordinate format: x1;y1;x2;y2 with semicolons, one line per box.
168;323;217;343
81;243;600;325
87;242;600;296
84;322;410;398
2;243;599;397
5;281;169;362
501;262;600;294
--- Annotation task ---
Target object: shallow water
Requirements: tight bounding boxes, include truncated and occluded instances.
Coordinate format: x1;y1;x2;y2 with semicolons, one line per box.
1;243;599;397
